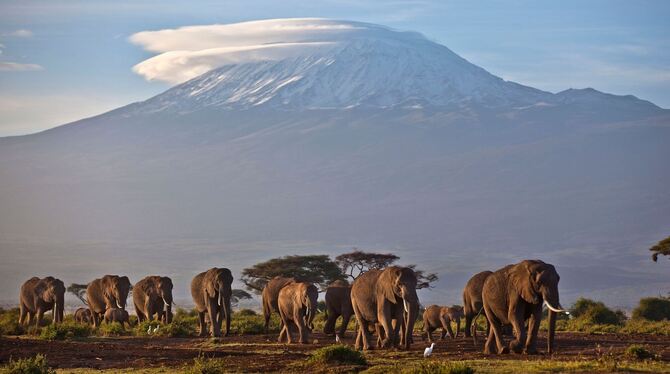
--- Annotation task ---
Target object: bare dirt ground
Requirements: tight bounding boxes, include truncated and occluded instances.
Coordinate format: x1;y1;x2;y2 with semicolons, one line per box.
1;331;669;372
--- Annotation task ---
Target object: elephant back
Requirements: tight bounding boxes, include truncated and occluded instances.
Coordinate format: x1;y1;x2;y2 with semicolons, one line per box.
350;269;382;321
19;277;42;311
263;276;296;312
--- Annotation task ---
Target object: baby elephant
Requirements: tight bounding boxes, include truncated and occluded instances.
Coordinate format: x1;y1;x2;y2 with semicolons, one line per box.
74;308;93;325
423;305;464;342
104;308;131;327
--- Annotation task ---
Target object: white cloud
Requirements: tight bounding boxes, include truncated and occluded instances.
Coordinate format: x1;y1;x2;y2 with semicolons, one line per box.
7;29;33;38
129;18;406;84
0;61;43;71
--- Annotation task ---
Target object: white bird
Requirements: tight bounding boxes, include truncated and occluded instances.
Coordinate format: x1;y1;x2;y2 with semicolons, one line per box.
335;333;341;344
423;343;435;358
147;325;152;334
153;325;159;333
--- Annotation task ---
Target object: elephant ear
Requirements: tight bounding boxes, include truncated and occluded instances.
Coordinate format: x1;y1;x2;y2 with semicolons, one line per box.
510;261;540;304
378;268;400;304
119;276;130;289
204;269;217;297
138;278;154;295
101;276;114;299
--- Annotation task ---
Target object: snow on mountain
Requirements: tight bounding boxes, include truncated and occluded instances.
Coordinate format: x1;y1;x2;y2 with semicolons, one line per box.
130;19;550;112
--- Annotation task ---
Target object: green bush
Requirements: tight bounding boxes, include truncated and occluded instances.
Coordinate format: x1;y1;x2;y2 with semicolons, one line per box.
175;308;199;318
38;322;91;340
236;309;257;316
165;318;196;337
632;297;670;321
569;298;626;325
625;344;656;360
0;354;55;374
98;322;126;337
620;319;670;335
309;345;367;366
400;362;474;374
185;355;227;374
0;308;25;336
230;314;265;335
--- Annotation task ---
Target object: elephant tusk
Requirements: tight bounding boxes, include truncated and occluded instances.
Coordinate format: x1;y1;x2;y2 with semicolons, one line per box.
163;297;169;307
116;300;122;309
544;300;569;314
403;299;409;314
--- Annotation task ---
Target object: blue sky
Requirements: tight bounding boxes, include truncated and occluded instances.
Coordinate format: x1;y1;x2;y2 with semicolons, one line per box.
0;0;668;136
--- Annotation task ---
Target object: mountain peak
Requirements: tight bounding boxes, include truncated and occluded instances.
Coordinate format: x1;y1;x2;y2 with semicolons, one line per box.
131;19;551;113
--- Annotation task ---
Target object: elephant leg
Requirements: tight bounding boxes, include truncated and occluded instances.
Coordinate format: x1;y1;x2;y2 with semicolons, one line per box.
35;308;44;327
361;320;373;350
442;316;455;339
197;311;207;337
508;307;526;354
524;310;541;354
207;298;220;337
484;305;507;354
355;324;362;350
18;305;27;326
426;325;434;343
378;304;394;348
339;312;352;338
464;312;473;338
135;303;145;323
376;323;383;348
484;323;497;355
295;313;308;344
324;310;337;335
456;318;461;338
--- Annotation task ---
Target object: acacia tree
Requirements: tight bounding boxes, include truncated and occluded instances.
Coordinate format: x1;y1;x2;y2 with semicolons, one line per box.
650;236;670;262
67;283;88;305
335;249;399;280
335;249;438;289
241;255;345;294
231;289;253;307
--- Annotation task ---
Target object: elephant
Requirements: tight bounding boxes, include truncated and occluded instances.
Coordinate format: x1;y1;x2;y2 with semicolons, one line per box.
74;308;93;325
86;275;131;327
422;305;463;342
133;276;174;323
19;276;65;326
191;267;233;337
482;259;566;355
277;282;318;344
463;270;493;340
323;279;353;338
104;308;131;327
261;276;295;334
350;266;420;350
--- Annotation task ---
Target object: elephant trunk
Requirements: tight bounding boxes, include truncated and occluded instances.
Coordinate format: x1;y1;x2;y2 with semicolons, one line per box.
548;309;557;353
54;293;65;324
401;288;419;349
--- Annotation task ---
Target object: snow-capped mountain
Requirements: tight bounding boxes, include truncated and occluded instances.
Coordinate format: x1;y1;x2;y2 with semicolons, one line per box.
1;19;669;308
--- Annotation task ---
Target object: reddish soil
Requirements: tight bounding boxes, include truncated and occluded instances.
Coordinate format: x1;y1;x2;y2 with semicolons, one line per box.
1;332;669;372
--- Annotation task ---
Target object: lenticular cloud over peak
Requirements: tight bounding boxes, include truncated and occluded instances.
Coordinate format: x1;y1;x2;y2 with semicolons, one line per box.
129;18;423;84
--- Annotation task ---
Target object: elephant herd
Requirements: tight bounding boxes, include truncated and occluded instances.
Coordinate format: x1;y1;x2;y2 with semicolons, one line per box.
319;259;567;354
17;259;567;355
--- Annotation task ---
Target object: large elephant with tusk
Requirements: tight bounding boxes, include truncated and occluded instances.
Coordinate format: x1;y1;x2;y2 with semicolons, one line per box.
19;276;65;327
86;275;131;327
351;266;420;350
133;275;174;323
482;260;567;355
191;267;233;337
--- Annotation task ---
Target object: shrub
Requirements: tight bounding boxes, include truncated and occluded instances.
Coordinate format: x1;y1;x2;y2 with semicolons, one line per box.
135;320;164;337
309;345;367;366
165;319;196;337
400;362;474;374
625;344;656;360
1;354;55;374
620;319;670;335
0;308;25;336
632;297;670;321
185;355;227;374
236;309;257;316
230;315;265;335
38;322;90;340
98;322;126;337
569;298;626;325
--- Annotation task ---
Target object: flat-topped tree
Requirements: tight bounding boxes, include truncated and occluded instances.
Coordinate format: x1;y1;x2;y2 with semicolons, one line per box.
650;236;670;262
335;249;438;289
241;255;345;294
